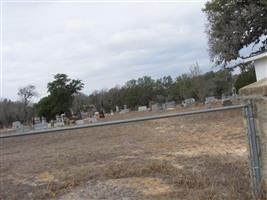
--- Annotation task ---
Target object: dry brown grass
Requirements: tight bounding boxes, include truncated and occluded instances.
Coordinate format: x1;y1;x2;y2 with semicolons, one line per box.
98;157;251;199
0;108;253;199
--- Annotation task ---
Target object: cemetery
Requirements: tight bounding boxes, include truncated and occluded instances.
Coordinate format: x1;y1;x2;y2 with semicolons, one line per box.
0;58;265;199
1;1;266;199
1;104;253;199
1;94;241;137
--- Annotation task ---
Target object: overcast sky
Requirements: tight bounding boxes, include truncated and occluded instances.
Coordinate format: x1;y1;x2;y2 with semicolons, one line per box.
2;1;212;101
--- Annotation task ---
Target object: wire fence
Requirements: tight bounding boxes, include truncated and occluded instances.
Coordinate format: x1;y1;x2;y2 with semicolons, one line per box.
0;104;262;200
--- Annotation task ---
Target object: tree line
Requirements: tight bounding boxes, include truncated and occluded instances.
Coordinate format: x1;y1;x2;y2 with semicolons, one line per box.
2;0;264;127
0;63;256;128
83;65;255;113
87;67;234;112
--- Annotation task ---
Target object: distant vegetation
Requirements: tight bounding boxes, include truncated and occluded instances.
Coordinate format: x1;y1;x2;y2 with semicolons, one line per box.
1;0;264;128
235;66;256;92
36;74;84;121
0;64;256;128
86;65;234;112
0;99;35;128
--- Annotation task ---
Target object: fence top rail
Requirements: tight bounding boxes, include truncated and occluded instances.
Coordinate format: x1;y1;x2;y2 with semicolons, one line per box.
0;104;246;139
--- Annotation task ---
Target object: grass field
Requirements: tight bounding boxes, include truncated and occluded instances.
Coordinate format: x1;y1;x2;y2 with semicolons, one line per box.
0;107;252;199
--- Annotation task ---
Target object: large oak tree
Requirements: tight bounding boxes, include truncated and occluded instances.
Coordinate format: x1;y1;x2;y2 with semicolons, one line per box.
203;0;267;67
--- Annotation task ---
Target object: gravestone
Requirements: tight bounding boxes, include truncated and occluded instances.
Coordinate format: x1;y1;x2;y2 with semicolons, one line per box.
54;122;64;127
183;98;195;107
41;116;46;123
138;106;148;112
163;101;176;110
34;117;40;124
60;113;65;122
205;96;215;104
81;112;88;119
54;114;65;127
12;121;21;129
75;120;84;125
94;111;99;117
119;105;129;114
12;121;31;133
232;86;237;97
115;106;119;112
151;103;163;112
34;122;48;130
33;116;48;130
56;115;61;122
89;117;97;123
205;96;216;109
119;109;129;114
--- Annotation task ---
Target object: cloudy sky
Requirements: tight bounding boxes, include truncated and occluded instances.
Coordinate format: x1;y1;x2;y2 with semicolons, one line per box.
2;0;212;101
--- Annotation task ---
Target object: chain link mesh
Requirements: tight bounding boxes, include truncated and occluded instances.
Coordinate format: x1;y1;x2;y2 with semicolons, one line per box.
1;108;252;199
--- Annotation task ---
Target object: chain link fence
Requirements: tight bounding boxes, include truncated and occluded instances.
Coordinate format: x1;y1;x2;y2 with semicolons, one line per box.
0;105;260;200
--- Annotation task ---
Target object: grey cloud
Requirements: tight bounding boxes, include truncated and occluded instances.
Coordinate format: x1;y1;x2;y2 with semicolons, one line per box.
3;2;211;101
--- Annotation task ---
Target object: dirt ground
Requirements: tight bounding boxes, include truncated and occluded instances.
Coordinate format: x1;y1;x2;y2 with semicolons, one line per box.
0;107;252;200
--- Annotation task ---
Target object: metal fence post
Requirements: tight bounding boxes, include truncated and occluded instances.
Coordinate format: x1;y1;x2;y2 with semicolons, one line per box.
244;103;262;198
